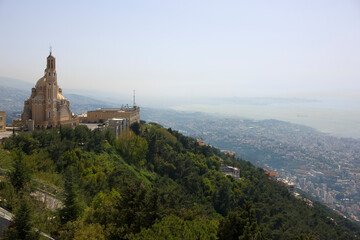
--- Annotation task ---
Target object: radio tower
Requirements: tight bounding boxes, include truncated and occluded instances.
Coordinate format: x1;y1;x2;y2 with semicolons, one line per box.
133;89;136;107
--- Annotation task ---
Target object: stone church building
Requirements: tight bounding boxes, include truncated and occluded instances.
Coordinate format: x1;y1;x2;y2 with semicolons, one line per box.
21;52;78;129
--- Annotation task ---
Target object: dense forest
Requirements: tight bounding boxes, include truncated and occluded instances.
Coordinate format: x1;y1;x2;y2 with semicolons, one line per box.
0;122;359;239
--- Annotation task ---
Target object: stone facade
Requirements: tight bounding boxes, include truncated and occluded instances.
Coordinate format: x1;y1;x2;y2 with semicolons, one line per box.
86;107;140;125
106;118;129;138
0;111;5;132
21;52;78;129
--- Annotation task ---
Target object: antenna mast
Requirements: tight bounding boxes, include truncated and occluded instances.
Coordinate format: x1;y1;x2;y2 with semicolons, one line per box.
133;89;136;107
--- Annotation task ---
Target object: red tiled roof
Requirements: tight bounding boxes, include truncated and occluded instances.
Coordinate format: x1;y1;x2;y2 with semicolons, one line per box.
225;152;235;156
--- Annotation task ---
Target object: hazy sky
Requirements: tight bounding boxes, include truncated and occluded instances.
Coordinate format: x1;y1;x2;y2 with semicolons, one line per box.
1;0;359;102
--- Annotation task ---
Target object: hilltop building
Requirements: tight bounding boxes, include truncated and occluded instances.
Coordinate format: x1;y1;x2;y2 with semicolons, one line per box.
21;52;79;129
0;111;5;132
220;164;240;180
278;178;296;193
79;106;139;137
85;107;140;125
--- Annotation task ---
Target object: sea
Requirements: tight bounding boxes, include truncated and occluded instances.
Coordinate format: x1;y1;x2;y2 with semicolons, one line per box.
170;97;360;139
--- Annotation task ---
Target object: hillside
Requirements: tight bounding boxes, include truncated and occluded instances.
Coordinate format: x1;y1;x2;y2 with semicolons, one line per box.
142;108;360;222
0;123;359;239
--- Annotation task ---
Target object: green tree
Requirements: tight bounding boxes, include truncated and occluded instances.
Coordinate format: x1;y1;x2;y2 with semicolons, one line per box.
60;126;75;141
47;138;69;162
292;232;320;240
58;220;105;240
212;178;232;216
87;129;105;153
32;129;58;148
3;196;39;240
74;125;91;146
116;133;148;166
59;173;82;224
130;215;219;240
104;129;116;146
130;122;141;135
57;149;81;172
8;149;31;193
218;203;264;240
4;133;38;154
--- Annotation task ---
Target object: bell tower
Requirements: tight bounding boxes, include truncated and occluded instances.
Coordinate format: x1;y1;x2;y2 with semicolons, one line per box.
44;50;58;124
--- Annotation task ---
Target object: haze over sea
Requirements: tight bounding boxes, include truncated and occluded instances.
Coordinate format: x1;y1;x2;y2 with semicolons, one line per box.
170;97;360;139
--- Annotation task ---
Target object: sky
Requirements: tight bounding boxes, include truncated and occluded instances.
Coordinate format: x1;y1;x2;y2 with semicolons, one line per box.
0;0;360;103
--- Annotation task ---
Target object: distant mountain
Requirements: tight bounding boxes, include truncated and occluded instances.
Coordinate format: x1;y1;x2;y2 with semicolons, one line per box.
0;86;28;112
0;77;34;91
65;94;117;114
64;88;130;106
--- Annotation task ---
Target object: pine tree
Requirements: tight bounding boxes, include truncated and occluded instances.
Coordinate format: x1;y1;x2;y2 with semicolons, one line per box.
8;149;31;193
238;202;264;240
218;203;264;240
59;173;82;224
4;196;39;240
104;129;116;146
130;122;141;135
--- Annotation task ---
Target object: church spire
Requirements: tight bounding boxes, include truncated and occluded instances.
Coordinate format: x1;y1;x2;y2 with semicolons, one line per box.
47;48;56;70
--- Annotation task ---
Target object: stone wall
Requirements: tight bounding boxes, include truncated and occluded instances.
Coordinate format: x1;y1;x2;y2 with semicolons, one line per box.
86;107;140;125
0;111;5;132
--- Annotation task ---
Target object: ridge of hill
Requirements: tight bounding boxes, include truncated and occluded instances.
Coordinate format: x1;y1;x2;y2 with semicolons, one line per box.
0;123;359;239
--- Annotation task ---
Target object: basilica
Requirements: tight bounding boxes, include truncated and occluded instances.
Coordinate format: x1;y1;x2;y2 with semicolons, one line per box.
21;52;79;129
